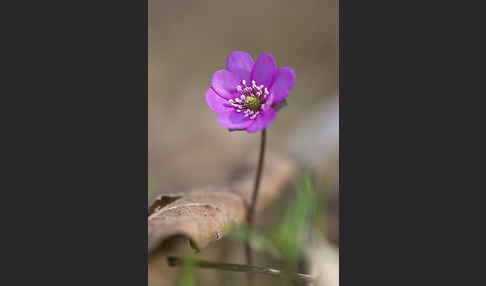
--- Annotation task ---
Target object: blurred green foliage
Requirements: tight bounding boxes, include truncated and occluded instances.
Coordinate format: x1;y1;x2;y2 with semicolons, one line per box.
272;173;316;263
178;251;196;286
176;174;324;285
230;173;324;281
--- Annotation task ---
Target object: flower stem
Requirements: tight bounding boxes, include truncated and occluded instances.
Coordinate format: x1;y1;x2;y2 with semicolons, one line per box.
245;128;266;286
167;256;316;284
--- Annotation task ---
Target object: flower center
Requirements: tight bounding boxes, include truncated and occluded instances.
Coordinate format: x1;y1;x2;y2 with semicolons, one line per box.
227;80;270;120
245;95;260;111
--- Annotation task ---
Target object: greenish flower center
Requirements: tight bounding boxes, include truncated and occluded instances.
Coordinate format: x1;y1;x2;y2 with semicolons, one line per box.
245;95;260;111
228;80;270;120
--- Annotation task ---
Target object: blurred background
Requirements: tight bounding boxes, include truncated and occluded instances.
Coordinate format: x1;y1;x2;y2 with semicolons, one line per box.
149;0;338;285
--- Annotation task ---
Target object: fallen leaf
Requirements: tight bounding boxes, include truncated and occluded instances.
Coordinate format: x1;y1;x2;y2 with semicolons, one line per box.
148;195;182;217
148;189;246;254
148;154;294;256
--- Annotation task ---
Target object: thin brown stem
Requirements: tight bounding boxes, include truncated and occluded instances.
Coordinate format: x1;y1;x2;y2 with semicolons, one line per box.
245;128;266;286
167;256;316;284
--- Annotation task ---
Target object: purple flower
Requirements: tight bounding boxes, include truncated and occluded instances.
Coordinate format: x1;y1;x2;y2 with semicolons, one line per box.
206;51;295;133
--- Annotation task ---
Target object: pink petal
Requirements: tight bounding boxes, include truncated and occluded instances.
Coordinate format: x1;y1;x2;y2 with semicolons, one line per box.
270;67;296;104
211;70;240;99
216;111;253;129
250;53;276;87
205;88;232;115
226;51;254;82
246;108;277;133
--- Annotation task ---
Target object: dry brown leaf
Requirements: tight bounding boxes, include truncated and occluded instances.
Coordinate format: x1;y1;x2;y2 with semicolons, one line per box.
148;189;245;254
148;154;294;256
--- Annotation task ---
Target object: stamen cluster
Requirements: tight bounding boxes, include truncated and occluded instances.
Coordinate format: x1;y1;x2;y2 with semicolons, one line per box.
228;80;270;120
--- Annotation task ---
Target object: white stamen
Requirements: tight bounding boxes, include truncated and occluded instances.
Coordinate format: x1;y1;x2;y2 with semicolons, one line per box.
240;95;246;100
244;113;249;117
251;80;256;86
237;85;242;92
242;80;246;86
228;99;234;103
256;91;261;96
260;85;264;89
264;88;269;94
235;98;240;103
236;109;242;112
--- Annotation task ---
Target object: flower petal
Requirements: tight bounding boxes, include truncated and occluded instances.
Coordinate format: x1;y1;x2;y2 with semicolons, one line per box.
251;53;276;87
211;70;240;99
205;88;232;115
216;111;253;129
246;108;277;133
226;51;254;82
270;67;295;104
261;91;274;112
